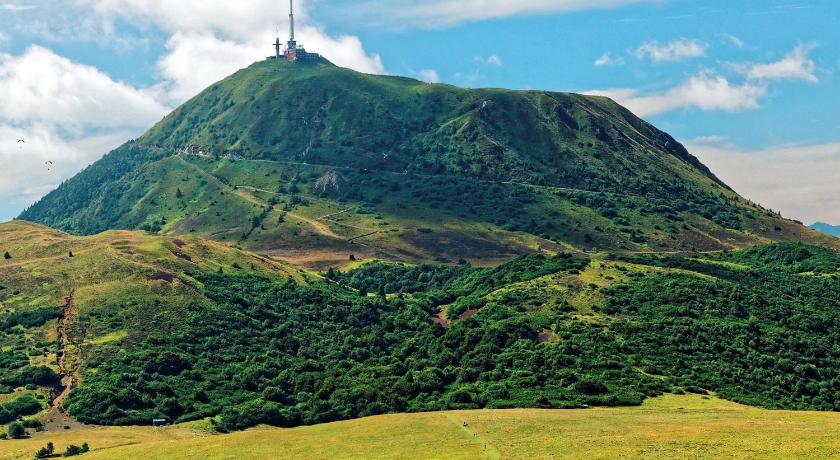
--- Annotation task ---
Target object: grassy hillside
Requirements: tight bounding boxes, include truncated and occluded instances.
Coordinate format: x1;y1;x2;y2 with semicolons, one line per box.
19;59;835;266
5;229;838;435
0;221;307;432
3;395;840;459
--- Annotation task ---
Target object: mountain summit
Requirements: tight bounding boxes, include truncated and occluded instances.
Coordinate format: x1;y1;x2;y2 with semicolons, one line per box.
20;59;833;267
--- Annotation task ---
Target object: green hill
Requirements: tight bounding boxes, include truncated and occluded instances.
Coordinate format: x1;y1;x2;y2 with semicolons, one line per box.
19;59;834;268
4;220;840;433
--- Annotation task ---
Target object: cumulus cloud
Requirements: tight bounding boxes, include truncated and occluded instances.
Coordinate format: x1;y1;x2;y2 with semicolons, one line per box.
0;126;132;220
686;141;840;224
633;38;708;62
0;46;168;221
343;0;661;28
587;72;767;117
82;0;384;98
0;46;167;132
745;44;818;82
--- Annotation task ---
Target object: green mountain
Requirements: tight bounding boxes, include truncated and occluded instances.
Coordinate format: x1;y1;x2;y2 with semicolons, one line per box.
6;56;840;443
19;58;834;269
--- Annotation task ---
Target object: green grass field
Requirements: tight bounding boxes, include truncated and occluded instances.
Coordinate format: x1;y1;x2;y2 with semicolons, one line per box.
2;394;839;459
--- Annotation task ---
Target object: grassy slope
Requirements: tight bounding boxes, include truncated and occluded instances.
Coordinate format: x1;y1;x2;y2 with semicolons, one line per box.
19;59;836;267
2;395;840;459
0;221;306;413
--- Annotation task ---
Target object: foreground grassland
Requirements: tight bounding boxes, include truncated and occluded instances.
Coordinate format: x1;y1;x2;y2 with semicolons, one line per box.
1;395;839;459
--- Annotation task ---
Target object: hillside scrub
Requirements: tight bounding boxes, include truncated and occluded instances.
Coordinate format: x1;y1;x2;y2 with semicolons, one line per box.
60;245;840;430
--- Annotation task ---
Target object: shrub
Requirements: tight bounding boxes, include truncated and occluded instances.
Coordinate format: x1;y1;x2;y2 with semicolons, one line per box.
62;443;89;457
34;442;54;459
7;421;25;439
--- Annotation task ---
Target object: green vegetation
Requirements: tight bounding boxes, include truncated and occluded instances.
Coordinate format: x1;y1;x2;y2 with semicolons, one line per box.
6;58;840;456
6;421;25;439
34;442;54;459
0;395;43;424
19;59;834;266
1;307;61;332
44;242;840;431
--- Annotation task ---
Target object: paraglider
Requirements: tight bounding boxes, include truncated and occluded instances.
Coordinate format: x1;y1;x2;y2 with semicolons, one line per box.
45;161;53;171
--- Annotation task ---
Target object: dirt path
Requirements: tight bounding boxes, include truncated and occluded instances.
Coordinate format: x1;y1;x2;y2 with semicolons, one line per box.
347;231;382;243
178;157;342;239
43;294;86;431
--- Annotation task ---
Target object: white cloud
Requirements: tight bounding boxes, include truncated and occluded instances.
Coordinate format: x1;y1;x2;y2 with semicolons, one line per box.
686;141;840;224
0;46;168;221
0;46;167;133
474;55;503;67
419;69;441;84
345;0;662;28
746;44;818;82
82;0;384;97
155;33;263;104
0;124;139;222
587;72;766;117
633;38;708;62
594;52;624;67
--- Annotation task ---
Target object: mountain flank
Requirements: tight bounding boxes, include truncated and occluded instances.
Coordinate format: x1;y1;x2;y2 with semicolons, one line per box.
18;58;835;269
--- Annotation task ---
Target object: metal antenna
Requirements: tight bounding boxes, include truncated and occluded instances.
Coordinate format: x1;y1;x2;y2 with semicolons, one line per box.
289;0;295;42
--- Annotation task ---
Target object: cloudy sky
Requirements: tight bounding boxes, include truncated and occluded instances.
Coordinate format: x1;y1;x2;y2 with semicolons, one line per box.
1;0;839;224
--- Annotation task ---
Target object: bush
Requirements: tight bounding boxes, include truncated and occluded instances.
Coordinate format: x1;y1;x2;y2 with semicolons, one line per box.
35;442;54;459
62;443;89;457
7;421;25;439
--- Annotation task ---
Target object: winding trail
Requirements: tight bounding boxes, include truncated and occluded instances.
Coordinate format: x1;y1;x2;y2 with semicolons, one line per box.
44;293;84;431
177;157;341;239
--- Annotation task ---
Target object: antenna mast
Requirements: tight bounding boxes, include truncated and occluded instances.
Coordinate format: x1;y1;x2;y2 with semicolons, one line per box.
289;0;295;42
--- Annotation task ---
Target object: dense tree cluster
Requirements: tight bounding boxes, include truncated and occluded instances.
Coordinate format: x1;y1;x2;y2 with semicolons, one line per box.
61;244;840;431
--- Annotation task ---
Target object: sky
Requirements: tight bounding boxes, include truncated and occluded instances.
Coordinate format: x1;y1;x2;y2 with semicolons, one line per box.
1;0;839;224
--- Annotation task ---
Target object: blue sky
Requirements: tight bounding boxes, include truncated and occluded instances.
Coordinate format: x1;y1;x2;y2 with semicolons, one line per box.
1;0;839;223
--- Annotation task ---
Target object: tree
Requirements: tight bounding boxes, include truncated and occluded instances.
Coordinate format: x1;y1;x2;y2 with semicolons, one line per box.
62;443;89;457
3;252;10;260
35;442;54;458
7;421;25;439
